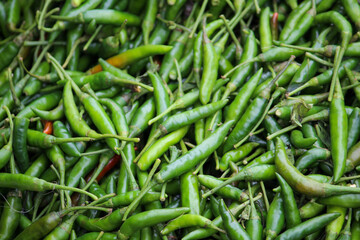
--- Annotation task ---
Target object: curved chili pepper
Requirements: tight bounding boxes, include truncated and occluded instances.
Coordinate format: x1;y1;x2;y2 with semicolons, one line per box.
193;19;223;83
88;45;172;74
96;154;120;182
161;214;224;235
295;147;331;172
218;198;251;240
0;173;97;200
117;208;189;240
276;213;341;240
17;91;62;119
24;154;49;178
275;137;360;197
202;165;276;198
343;0;360;30
318;194;360;208
53;120;81;157
32;100;64;121
199;26;219;104
100;190;161;208
66;142;102;195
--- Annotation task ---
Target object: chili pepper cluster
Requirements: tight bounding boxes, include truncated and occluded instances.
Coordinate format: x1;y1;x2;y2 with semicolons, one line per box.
1;0;360;239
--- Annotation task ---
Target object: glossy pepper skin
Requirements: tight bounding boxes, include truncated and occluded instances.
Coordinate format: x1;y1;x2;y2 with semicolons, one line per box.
330;78;348;182
155;120;233;184
117;208;190;240
218;199;251;240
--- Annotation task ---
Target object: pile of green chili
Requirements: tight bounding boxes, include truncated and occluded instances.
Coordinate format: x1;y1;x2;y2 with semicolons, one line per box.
1;0;360;239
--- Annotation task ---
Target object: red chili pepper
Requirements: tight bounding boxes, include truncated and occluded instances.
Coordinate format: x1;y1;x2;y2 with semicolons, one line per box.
42;120;53;135
271;12;279;41
96;154;121;181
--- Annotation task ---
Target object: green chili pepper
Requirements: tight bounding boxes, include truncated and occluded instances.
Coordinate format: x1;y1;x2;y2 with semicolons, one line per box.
276;213;341;240
198;174;248;202
220;142;260;171
223;30;258;98
295;147;331;172
290;130;317;148
76;207;127;232
330;78;347;182
0;190;22;240
275;137;360;197
265;193;285;240
276;173;301;228
13;117;30;173
181;170;201;215
325;206;347;240
163;214;225;235
31;100;64;121
117;208;190;240
137;126;189;171
246;182;263;240
225;68;263;124
200;26;219;104
280;0;312;41
155;120;233;184
53;121;82;157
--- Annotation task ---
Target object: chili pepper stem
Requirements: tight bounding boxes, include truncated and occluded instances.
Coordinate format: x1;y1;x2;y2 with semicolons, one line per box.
222;58;258;78
148;105;176;126
260;181;270;211
277;42;324;54
160;183;167;201
122;181;157;221
338;175;360;182
305;52;334;67
267;125;297;141
189;0;209;38
60;206;111;216
80;149;111;156
53;136;96;144
119;150;139;191
83;25;103;51
51;183;98;200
